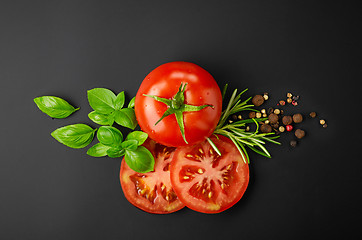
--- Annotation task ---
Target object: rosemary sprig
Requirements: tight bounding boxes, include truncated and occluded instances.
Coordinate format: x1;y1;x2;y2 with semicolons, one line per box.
210;85;281;164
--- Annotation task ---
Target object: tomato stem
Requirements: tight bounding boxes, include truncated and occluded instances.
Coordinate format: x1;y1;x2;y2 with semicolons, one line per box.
143;82;214;144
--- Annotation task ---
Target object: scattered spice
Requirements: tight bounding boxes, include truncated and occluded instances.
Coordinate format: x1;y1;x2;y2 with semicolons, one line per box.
290;140;297;147
245;91;327;149
238;115;242;120
292;113;303;123
309;112;317;118
295;129;305;139
252;95;264;106
260;124;272;133
282;115;293;125
268;113;279;124
249;111;256;118
286;125;293;132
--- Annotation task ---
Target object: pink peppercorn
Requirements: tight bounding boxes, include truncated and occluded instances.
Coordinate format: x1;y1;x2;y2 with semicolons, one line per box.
286;125;293;131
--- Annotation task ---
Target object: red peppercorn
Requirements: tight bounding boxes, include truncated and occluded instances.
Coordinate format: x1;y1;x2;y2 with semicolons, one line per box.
286;125;293;131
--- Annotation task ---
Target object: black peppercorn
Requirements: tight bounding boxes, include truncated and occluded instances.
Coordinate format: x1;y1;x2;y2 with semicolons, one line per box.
290;140;297;147
292;113;303;123
295;129;305;139
268;113;279;124
260;124;272;133
282;115;293;125
252;95;264;107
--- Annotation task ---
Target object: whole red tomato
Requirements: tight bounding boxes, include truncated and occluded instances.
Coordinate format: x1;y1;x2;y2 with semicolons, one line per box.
135;62;222;147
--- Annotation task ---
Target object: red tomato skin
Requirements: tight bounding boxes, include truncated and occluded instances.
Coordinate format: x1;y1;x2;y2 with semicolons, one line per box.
135;62;222;147
170;135;249;214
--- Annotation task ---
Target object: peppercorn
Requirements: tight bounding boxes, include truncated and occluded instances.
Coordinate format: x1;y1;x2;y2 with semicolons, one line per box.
263;94;269;100
286;125;293;131
292;95;300;101
287;97;292;103
323;124;328;128
256;112;262;118
292;113;303;123
279;100;286;106
282;115;293;125
279;126;285;132
287;92;292;98
309;112;317;118
252;95;264;107
262;113;267;117
320;119;326;125
249;111;256;118
290;140;297;147
268;113;279;124
274;108;280;114
261;109;266;114
295;129;305;139
260;124;272;133
291;100;298;106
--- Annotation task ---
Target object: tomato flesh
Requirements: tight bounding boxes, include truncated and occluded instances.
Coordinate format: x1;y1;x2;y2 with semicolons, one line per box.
135;61;222;147
120;140;185;214
170;135;249;213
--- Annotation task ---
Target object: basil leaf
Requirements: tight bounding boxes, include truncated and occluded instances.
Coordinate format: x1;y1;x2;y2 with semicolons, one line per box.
51;124;96;149
87;143;110;157
128;96;136;108
121;140;138;151
114;91;125;110
126;131;148;146
107;147;125;158
88;111;114;126
124;146;154;173
87;88;116;114
114;108;137;130
97;126;123;147
34;96;79;118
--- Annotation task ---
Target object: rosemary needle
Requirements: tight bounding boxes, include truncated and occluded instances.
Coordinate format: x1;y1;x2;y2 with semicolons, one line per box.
208;85;280;164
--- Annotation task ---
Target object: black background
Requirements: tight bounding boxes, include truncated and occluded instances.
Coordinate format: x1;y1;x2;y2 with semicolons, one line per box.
0;1;360;239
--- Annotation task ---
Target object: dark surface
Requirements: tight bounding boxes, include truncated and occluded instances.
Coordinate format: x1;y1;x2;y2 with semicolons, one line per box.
0;1;360;239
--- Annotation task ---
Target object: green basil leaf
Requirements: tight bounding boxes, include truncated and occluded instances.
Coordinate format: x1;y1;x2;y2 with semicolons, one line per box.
88;111;114;126
126;131;148;146
114;91;125;110
97;126;123;147
34;96;79;118
114;108;137;130
51;124;96;149
87;143;110;157
87;88;116;114
128;96;136;108
107;147;125;158
121;140;138;151
124;146;154;173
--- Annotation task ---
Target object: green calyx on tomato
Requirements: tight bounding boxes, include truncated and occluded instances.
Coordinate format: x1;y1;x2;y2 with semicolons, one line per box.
144;82;214;144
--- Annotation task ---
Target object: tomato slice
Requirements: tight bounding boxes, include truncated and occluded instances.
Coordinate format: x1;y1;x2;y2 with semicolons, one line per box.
170;135;249;213
120;140;185;214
